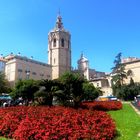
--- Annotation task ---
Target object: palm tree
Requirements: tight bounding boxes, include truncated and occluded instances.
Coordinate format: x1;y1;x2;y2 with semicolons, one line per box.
38;79;58;106
56;72;85;108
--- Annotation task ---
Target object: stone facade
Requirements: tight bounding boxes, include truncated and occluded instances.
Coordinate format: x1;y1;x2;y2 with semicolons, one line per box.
48;14;71;79
122;57;140;84
90;78;112;96
4;54;51;86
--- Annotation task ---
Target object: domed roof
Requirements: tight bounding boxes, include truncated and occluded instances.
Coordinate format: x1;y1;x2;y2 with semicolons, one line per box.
78;53;88;63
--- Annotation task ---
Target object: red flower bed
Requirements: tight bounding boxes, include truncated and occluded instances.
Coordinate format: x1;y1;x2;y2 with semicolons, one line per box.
0;106;27;137
0;106;116;140
81;101;122;111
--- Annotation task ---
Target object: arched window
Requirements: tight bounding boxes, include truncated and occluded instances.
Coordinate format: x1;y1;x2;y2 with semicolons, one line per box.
61;38;64;47
53;38;56;47
127;69;134;77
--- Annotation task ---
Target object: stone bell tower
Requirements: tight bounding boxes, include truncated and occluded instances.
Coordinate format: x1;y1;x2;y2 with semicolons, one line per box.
48;14;71;79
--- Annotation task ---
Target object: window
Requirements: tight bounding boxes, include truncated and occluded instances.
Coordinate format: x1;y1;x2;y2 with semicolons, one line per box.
97;83;99;87
61;38;64;47
18;69;22;72
18;74;22;80
53;38;56;47
40;73;44;79
40;73;44;77
32;72;36;75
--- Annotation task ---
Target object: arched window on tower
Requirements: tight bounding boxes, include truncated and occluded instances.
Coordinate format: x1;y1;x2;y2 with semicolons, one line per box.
61;38;64;47
53;38;56;47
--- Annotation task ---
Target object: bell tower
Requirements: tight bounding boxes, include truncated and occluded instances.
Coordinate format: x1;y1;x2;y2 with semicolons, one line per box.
48;14;71;79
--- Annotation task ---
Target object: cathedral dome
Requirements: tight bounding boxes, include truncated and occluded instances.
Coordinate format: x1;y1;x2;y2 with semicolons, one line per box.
77;53;88;64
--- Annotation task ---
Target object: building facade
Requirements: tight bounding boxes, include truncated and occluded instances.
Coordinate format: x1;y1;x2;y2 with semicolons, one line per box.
90;77;112;96
121;57;140;84
77;53;112;96
48;14;71;79
0;57;6;72
4;54;51;86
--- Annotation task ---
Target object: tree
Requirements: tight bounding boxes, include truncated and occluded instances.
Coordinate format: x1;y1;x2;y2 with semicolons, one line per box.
111;52;127;86
10;80;39;101
56;72;85;107
0;72;11;93
35;79;58;106
56;72;101;107
83;82;102;101
117;82;140;101
111;53;127;97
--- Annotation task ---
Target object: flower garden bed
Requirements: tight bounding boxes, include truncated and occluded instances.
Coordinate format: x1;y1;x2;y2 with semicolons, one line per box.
0;104;117;140
81;101;122;111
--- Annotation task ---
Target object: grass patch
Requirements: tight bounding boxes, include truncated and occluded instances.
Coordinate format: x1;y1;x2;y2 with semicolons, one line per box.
108;103;140;140
0;137;11;140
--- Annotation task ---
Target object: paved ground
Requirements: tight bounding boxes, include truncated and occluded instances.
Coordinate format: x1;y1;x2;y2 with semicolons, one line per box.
130;102;140;137
131;101;140;115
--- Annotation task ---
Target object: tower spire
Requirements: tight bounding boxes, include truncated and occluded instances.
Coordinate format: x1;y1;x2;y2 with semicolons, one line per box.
56;10;63;29
58;8;61;16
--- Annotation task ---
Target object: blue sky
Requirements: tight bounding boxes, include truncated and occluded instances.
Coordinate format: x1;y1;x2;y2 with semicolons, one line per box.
0;0;140;72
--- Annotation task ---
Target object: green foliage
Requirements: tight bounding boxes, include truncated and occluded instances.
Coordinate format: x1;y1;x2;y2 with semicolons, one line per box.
112;52;127;86
113;79;140;101
0;72;11;93
55;72;101;107
35;79;58;106
83;82;101;100
111;53;137;100
56;72;85;107
9;73;102;107
10;80;39;100
34;91;51;105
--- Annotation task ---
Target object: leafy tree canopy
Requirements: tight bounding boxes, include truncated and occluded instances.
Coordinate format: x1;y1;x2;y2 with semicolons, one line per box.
0;72;11;93
10;79;39;100
111;52;127;86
